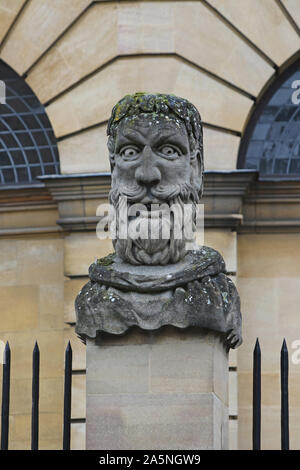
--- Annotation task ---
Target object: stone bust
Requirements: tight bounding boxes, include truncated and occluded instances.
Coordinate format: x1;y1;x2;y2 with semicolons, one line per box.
75;93;242;349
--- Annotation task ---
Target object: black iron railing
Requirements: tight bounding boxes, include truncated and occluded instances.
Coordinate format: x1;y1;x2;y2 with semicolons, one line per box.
31;342;39;451
1;342;10;450
0;341;72;450
281;340;289;450
0;339;290;450
252;338;290;450
252;338;261;450
63;342;72;451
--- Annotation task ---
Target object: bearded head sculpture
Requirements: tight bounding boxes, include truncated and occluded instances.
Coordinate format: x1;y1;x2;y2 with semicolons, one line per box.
76;93;242;348
107;93;204;266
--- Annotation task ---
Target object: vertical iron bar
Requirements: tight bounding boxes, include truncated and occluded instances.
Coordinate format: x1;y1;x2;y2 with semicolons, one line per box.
63;341;72;450
281;339;289;450
1;342;11;450
252;338;261;450
31;342;40;450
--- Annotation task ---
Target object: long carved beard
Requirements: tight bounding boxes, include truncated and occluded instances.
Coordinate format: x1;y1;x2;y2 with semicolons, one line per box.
110;183;199;265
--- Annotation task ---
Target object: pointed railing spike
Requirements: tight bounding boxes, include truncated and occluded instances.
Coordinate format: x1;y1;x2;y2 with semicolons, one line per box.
63;341;72;450
281;339;289;450
31;341;40;450
1;342;11;450
253;338;261;450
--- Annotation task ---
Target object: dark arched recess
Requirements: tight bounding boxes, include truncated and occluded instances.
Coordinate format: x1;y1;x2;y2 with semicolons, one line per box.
238;56;300;179
0;59;60;185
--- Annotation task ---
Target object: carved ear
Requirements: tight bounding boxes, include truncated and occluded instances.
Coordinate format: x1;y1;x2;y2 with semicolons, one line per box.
107;136;115;171
191;149;204;199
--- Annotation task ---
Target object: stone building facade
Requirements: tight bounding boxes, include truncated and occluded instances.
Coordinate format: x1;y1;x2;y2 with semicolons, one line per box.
0;0;300;449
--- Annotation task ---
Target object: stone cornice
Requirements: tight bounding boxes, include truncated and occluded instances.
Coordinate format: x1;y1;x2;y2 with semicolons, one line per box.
38;173;112;201
241;178;300;233
1;171;300;233
203;170;257;196
245;179;300;200
202;170;256;229
0;184;54;208
39;171;256;231
38;170;256;198
0;184;59;237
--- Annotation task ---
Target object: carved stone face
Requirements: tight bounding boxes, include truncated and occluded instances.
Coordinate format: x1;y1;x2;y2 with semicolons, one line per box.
109;113;203;265
111;114;200;201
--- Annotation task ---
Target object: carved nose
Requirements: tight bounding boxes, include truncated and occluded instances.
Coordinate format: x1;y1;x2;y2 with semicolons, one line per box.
135;146;161;186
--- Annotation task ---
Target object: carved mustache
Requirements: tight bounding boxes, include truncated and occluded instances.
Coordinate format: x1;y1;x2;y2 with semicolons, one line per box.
109;183;147;205
110;182;199;206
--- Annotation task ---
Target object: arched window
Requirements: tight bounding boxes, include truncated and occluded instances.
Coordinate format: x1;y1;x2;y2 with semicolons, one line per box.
238;59;300;178
0;59;59;185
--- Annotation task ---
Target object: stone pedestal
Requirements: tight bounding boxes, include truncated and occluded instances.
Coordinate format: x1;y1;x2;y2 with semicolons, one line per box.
86;326;229;450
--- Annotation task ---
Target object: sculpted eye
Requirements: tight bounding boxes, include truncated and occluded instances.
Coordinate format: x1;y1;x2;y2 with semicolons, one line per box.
158;145;181;159
120;146;139;158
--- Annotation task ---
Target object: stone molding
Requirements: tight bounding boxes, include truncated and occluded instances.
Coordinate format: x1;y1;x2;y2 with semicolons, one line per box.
242;178;300;233
0;183;60;237
1;171;300;234
39;171;257;231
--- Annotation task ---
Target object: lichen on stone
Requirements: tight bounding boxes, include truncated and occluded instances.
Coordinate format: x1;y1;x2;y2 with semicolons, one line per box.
107;92;203;154
96;253;115;266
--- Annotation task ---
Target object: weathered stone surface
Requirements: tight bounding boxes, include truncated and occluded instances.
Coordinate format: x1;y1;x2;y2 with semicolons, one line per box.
75;93;242;349
87;392;227;450
76;247;241;347
86;328;229;450
86;326;228;402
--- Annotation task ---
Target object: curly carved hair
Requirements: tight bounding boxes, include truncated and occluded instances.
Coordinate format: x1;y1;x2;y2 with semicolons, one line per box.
107;92;203;157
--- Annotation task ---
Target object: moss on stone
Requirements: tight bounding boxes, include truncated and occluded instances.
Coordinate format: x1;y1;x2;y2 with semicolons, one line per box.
97;253;115;266
107;92;203;155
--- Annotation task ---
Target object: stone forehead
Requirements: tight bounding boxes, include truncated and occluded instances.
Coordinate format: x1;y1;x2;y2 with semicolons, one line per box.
116;113;188;134
107;93;203;150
